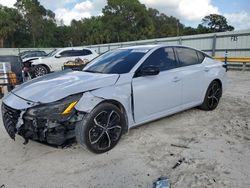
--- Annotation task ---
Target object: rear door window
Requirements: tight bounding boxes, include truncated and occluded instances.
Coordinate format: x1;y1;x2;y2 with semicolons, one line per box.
72;50;93;56
175;47;199;67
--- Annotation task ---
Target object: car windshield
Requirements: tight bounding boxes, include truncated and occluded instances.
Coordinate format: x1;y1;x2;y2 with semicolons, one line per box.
47;49;58;57
84;49;148;74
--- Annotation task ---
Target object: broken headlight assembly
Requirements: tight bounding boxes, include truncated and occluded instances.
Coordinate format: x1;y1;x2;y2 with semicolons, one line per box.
26;94;82;121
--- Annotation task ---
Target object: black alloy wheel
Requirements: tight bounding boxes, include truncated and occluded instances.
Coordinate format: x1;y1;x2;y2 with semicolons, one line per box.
75;103;125;153
200;80;222;111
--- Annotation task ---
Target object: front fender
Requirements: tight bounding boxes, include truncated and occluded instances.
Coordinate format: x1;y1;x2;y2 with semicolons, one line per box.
75;92;104;113
74;84;134;128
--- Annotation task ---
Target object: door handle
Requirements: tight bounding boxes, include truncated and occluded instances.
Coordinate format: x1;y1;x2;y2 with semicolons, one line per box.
204;67;210;72
172;76;181;82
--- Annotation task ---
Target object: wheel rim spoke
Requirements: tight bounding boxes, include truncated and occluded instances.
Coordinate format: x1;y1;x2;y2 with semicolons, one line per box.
207;82;221;109
215;88;221;97
212;83;218;93
94;111;108;128
94;117;105;129
108;125;122;142
107;125;122;131
208;97;214;108
35;67;46;76
89;109;122;150
107;110;120;127
212;96;219;105
104;131;111;149
89;127;105;144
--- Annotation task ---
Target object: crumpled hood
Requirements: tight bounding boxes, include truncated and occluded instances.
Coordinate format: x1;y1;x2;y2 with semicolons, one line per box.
11;70;119;103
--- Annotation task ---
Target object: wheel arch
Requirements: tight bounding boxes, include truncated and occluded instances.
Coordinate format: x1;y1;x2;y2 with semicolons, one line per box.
213;78;223;95
201;78;223;104
75;92;129;134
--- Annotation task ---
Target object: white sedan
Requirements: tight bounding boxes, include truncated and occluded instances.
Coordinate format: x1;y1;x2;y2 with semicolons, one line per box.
2;45;227;153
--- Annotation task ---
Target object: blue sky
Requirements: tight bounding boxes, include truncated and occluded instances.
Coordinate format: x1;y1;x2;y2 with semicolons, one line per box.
1;0;250;30
212;0;250;13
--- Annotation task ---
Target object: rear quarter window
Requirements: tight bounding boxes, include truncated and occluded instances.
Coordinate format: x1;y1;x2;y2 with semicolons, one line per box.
197;51;205;63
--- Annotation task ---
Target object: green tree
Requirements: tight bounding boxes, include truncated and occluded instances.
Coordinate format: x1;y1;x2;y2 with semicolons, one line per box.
202;14;234;32
148;8;184;38
0;5;23;47
102;0;154;42
14;0;56;47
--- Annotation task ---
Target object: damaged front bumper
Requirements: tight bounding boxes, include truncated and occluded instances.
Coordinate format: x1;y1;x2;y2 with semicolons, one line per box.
1;100;84;146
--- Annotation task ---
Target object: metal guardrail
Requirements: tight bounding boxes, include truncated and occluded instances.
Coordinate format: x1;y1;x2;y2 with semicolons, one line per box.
214;57;250;71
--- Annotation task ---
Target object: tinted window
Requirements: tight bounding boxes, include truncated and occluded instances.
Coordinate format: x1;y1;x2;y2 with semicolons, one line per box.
60;50;74;57
71;50;83;56
141;47;177;71
175;47;199;66
36;51;46;56
83;49;92;55
84;49;147;74
72;50;93;56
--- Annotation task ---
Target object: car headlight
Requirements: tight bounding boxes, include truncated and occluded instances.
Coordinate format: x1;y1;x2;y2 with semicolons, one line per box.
26;94;82;121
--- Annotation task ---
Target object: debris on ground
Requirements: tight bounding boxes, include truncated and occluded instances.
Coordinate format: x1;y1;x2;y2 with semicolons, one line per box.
172;158;185;169
153;176;170;188
170;144;190;149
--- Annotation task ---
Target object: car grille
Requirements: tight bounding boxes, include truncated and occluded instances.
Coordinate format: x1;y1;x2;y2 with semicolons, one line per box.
1;103;21;139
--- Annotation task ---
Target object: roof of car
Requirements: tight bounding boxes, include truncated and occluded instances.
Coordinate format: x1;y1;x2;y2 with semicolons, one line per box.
120;45;159;50
60;47;93;50
120;44;194;50
120;44;211;56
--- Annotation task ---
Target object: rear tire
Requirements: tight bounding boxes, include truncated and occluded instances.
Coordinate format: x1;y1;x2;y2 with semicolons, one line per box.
75;103;125;154
34;65;49;77
199;80;222;111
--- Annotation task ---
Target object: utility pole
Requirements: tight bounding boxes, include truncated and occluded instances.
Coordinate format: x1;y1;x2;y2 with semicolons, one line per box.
177;19;180;36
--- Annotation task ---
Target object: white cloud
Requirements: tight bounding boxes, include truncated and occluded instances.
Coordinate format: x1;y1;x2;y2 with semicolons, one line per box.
140;0;219;22
55;0;106;25
178;0;219;21
224;11;250;30
55;7;91;25
0;0;16;7
55;0;218;26
74;0;93;12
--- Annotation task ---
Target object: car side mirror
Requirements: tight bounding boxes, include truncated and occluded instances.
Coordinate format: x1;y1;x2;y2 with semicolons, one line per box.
55;54;61;58
137;66;160;77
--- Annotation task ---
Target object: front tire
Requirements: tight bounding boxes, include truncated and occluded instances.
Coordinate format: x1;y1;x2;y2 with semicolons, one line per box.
75;103;125;153
199;80;222;111
34;65;49;77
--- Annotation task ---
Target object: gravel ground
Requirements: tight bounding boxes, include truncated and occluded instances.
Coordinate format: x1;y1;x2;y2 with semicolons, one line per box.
0;71;249;188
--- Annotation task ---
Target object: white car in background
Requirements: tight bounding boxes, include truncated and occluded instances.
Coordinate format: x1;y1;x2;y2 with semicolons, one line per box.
31;47;98;76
